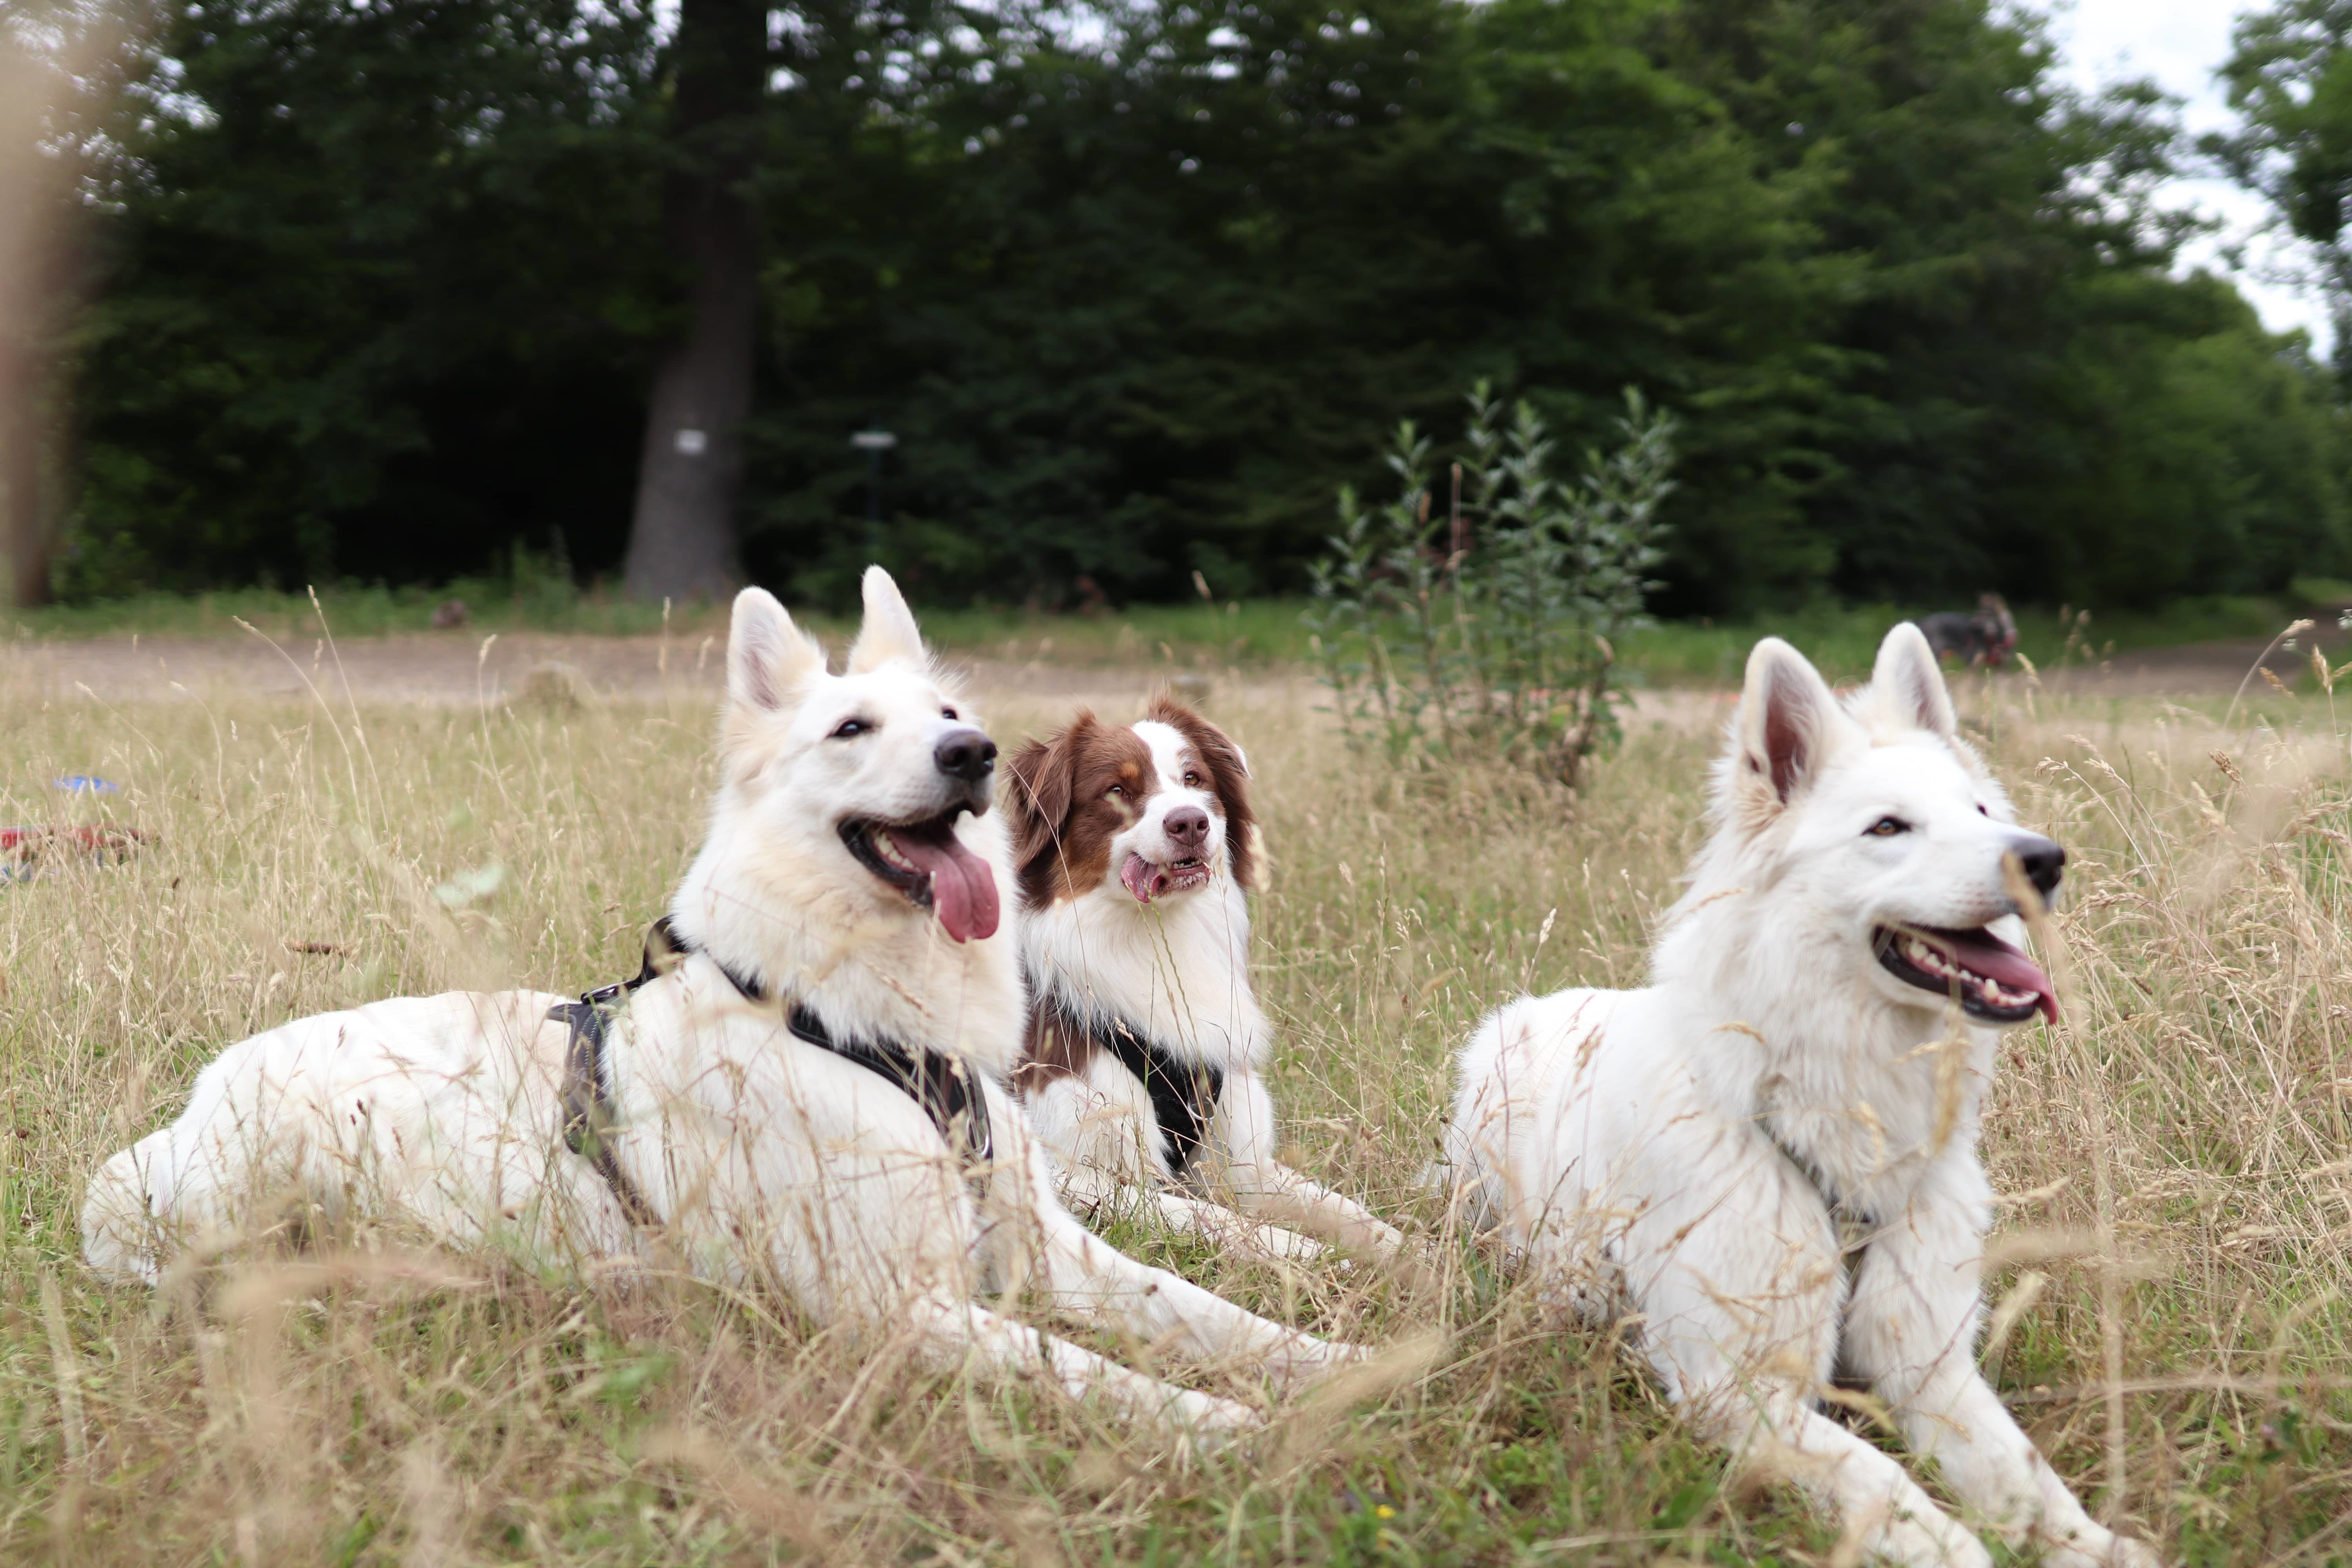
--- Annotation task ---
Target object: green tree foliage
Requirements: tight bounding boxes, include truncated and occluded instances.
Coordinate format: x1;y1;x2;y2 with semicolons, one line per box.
2216;0;2352;339
54;0;2352;610
66;0;667;592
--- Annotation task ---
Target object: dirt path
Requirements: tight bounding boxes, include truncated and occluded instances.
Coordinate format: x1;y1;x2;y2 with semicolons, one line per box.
2041;634;2332;697
0;625;2327;707
0;629;1281;711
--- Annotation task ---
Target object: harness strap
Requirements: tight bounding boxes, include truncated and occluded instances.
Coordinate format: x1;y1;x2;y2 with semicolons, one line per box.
552;918;993;1227
1044;995;1224;1178
1764;1126;1877;1276
554;996;662;1229
785;1005;993;1166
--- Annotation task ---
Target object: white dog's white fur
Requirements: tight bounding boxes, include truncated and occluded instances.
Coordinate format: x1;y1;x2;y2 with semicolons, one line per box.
1434;625;2157;1567
1010;707;1408;1264
82;568;1361;1436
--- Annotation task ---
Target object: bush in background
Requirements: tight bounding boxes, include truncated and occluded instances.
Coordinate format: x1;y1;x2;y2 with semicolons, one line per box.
1307;385;1672;788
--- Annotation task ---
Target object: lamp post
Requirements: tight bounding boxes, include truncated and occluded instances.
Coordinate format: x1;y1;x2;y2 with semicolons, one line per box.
851;429;897;557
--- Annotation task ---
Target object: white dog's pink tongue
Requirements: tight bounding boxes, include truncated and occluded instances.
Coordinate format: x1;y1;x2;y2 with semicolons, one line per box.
1120;852;1165;904
897;833;999;943
1942;927;2058;1022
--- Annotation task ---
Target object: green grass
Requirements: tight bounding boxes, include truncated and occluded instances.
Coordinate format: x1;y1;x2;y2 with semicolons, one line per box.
0;581;1310;667
3;577;2316;689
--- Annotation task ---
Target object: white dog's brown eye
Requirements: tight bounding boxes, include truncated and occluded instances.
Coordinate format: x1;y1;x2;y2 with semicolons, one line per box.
1183;771;1201;787
1865;816;1909;837
830;719;869;739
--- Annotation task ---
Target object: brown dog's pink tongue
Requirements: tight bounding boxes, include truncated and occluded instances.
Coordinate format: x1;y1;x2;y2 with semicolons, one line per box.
1938;927;2058;1022
1120;852;1165;904
891;830;999;943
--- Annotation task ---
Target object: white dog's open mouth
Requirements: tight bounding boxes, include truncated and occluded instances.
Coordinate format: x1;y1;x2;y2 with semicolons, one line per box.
840;813;1000;943
1118;851;1211;904
1873;924;2055;1023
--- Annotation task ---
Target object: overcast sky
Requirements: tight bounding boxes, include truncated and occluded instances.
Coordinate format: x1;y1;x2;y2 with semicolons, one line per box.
2020;0;2330;346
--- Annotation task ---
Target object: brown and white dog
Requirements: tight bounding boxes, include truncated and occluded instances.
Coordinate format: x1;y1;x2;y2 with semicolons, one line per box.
1004;698;1406;1263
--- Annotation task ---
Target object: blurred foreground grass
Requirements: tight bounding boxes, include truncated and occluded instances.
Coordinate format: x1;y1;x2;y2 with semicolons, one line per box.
0;644;2344;1563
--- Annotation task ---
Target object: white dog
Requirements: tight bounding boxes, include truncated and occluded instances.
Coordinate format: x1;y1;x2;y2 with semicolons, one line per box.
1433;625;2156;1566
83;569;1363;1436
1003;699;1407;1265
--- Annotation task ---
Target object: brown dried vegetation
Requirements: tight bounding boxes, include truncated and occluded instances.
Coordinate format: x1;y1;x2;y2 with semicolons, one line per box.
0;648;2344;1563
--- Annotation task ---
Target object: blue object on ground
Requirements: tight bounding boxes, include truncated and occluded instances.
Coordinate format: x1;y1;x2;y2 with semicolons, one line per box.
53;776;120;794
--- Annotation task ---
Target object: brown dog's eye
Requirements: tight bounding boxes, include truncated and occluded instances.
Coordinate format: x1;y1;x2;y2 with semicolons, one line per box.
1183;771;1201;788
1106;784;1124;798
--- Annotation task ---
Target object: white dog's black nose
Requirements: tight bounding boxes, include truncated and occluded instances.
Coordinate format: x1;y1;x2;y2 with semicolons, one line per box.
2011;835;2065;896
935;729;997;783
1165;805;1210;849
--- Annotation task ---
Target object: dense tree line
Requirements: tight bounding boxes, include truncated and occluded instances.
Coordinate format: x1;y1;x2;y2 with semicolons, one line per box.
46;0;2352;612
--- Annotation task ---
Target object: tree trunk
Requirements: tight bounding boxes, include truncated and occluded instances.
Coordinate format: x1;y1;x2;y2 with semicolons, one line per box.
621;0;767;603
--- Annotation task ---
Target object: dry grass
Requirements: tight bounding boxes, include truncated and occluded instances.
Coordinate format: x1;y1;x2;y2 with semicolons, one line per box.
0;639;2346;1566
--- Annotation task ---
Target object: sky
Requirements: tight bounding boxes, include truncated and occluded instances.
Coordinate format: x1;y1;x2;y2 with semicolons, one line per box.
2021;0;2332;347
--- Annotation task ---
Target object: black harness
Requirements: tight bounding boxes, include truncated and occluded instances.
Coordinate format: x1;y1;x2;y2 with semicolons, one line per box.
1038;994;1225;1178
553;918;994;1227
1764;1123;1877;1276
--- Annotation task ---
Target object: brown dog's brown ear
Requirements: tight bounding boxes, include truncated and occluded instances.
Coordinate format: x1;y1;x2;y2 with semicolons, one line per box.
1003;713;1091;901
1147;695;1256;891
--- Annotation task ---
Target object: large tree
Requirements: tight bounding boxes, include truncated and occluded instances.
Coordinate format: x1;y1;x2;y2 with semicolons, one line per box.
619;0;769;602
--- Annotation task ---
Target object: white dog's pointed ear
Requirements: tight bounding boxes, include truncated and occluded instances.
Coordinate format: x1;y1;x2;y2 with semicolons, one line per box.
847;565;926;673
1871;621;1958;739
728;587;823;711
1735;637;1844;807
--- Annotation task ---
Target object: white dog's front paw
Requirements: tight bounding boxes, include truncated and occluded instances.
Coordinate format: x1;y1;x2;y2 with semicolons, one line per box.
1260;1334;1371;1392
1866;1509;1994;1568
1167;1387;1261;1441
2034;1526;2164;1568
1242;1222;1330;1263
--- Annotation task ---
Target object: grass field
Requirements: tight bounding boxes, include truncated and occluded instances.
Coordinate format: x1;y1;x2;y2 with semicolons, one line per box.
1;638;2347;1565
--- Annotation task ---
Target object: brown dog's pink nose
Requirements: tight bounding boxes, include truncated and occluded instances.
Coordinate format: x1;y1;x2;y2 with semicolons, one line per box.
1164;806;1209;850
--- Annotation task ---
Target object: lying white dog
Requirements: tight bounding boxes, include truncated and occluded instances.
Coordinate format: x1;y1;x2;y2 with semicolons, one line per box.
1434;625;2157;1566
83;569;1361;1436
1004;698;1407;1264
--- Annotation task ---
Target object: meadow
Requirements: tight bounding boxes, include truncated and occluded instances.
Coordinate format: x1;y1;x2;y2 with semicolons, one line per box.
0;624;2347;1565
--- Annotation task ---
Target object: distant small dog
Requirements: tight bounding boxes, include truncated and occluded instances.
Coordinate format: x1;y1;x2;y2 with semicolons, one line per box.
1913;592;2017;667
84;570;1361;1437
1005;698;1408;1264
1433;624;2153;1567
